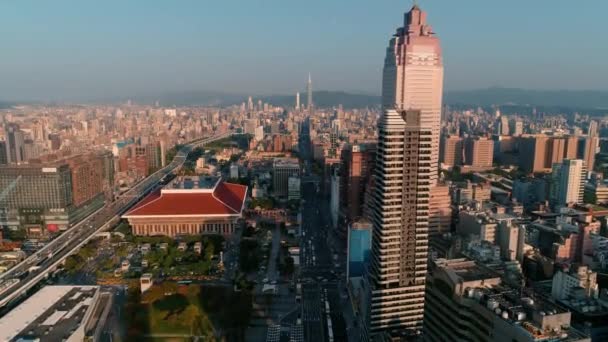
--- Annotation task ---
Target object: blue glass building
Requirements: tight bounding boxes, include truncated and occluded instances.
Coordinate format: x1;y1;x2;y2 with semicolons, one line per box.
347;220;372;278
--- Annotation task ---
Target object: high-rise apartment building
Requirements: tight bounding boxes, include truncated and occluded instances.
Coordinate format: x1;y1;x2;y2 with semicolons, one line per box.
464;136;494;168
580;136;598;172
369;109;432;337
369;4;442;337
440;135;462;167
550;159;586;208
339;143;376;223
519;135;579;173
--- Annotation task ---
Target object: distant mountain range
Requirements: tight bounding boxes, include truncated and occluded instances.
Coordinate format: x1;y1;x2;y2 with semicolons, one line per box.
0;101;14;109
3;88;608;112
143;88;608;111
445;87;608;109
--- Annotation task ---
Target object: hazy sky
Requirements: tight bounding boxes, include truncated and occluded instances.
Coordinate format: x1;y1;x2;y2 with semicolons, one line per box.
1;0;607;101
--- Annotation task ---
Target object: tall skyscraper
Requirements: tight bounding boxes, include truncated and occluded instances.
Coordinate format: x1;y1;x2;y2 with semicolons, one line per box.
369;109;432;337
369;5;443;337
295;92;300;110
381;4;443;185
306;73;313;110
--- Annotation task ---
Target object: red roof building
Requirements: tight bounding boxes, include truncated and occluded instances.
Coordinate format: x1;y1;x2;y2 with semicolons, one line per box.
122;176;247;237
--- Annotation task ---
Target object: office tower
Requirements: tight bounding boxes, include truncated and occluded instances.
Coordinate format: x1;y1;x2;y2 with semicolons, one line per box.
369;109;432;336
550;159;586;208
580;136;598;172
272;158;300;198
463;136;494;168
347;219;372;279
306;73;313;110
295;92;300;110
339;143;376;222
440;135;462;167
509;117;523;136
381;4;442;186
0;154;106;230
4;123;25;164
588;120;598;137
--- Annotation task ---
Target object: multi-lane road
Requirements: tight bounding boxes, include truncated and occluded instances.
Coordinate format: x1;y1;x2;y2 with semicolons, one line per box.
0;132;232;309
298;119;350;342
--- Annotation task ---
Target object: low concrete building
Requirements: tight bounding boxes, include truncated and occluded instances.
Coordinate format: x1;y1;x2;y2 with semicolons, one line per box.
0;286;112;342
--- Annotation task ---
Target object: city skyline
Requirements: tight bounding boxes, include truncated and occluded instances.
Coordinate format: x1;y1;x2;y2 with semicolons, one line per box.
2;1;608;101
1;2;608;342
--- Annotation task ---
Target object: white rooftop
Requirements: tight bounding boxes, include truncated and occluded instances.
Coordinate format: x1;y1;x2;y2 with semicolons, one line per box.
0;285;97;342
